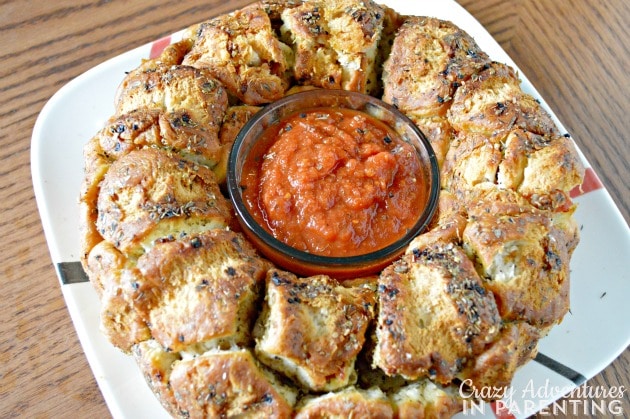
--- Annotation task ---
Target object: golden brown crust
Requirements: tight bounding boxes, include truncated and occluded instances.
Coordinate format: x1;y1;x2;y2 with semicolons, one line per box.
442;129;584;213
549;207;581;258
80;137;111;267
96;148;232;256
409;115;454;170
95;229;271;354
261;0;305;25
382;16;489;119
458;321;540;395
447;61;559;138
405;190;467;251
110;61;230;186
498;129;585;202
441;131;503;198
137;39;193;70
280;0;385;94
462;195;572;327
295;387;393;419
374;245;501;384
133;230;271;353
255;270;376;391
84;240;127;297
183;3;293;105
115;63;228;135
79;106;230;268
219;105;262;147
390;379;464;419
169;349;297;419
512;133;585;199
375;5;404;79
91;244;152;351
132;340;182;417
95;108;225;169
214;104;262;181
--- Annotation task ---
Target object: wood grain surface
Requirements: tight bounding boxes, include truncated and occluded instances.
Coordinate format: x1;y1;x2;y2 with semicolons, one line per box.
0;0;627;418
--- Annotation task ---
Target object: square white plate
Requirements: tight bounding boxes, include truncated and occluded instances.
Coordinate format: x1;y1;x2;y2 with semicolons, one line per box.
32;1;630;417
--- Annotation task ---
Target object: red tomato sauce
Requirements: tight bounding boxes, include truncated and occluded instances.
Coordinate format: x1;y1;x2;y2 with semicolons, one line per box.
241;108;427;257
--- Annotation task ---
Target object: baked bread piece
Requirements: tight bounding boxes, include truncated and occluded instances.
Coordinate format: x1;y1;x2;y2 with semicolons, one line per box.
279;0;385;94
261;0;304;27
81;108;225;242
447;61;558;138
93;229;271;353
374;5;405;86
295;387;394;419
405;190;468;251
132;230;271;353
219;105;262;147
215;104;262;181
390;379;464;419
80;139;113;269
89;241;153;349
441;131;502;196
84;146;234;348
183;3;293;105
80;60;231;267
136;38;194;70
383;16;489;119
115;62;228;139
442;129;584;212
411;115;455;169
168;348;298;419
374;243;501;384
462;189;573;328
96;148;232;257
255;269;376;392
133;339;182;417
111;58;230;185
458;321;540;392
500;131;584;205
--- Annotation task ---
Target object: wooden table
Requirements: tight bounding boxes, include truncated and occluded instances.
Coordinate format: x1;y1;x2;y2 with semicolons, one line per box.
1;0;627;417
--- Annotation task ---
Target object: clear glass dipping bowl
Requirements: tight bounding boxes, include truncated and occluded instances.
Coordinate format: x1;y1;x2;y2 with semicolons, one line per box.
227;89;440;279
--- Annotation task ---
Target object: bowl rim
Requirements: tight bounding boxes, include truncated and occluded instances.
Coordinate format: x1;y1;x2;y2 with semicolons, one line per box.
227;89;440;269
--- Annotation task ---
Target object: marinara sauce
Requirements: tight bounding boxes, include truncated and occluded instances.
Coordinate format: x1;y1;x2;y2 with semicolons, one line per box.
241;108;427;257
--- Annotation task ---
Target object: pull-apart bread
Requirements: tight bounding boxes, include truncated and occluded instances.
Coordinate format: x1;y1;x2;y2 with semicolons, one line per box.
79;1;585;417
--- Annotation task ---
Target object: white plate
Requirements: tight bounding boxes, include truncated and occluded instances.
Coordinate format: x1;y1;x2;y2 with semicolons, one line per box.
32;1;630;418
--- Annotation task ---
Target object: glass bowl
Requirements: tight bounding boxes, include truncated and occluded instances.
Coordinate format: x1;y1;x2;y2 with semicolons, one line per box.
227;89;439;279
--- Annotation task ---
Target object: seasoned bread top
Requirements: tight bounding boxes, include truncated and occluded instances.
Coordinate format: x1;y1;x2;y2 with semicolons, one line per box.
96;148;232;256
375;243;501;384
255;270;376;391
382;16;489;119
295;387;394;419
133;230;271;353
447;61;558;138
169;349;298;418
115;61;228;138
183;3;293;105
279;0;385;94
